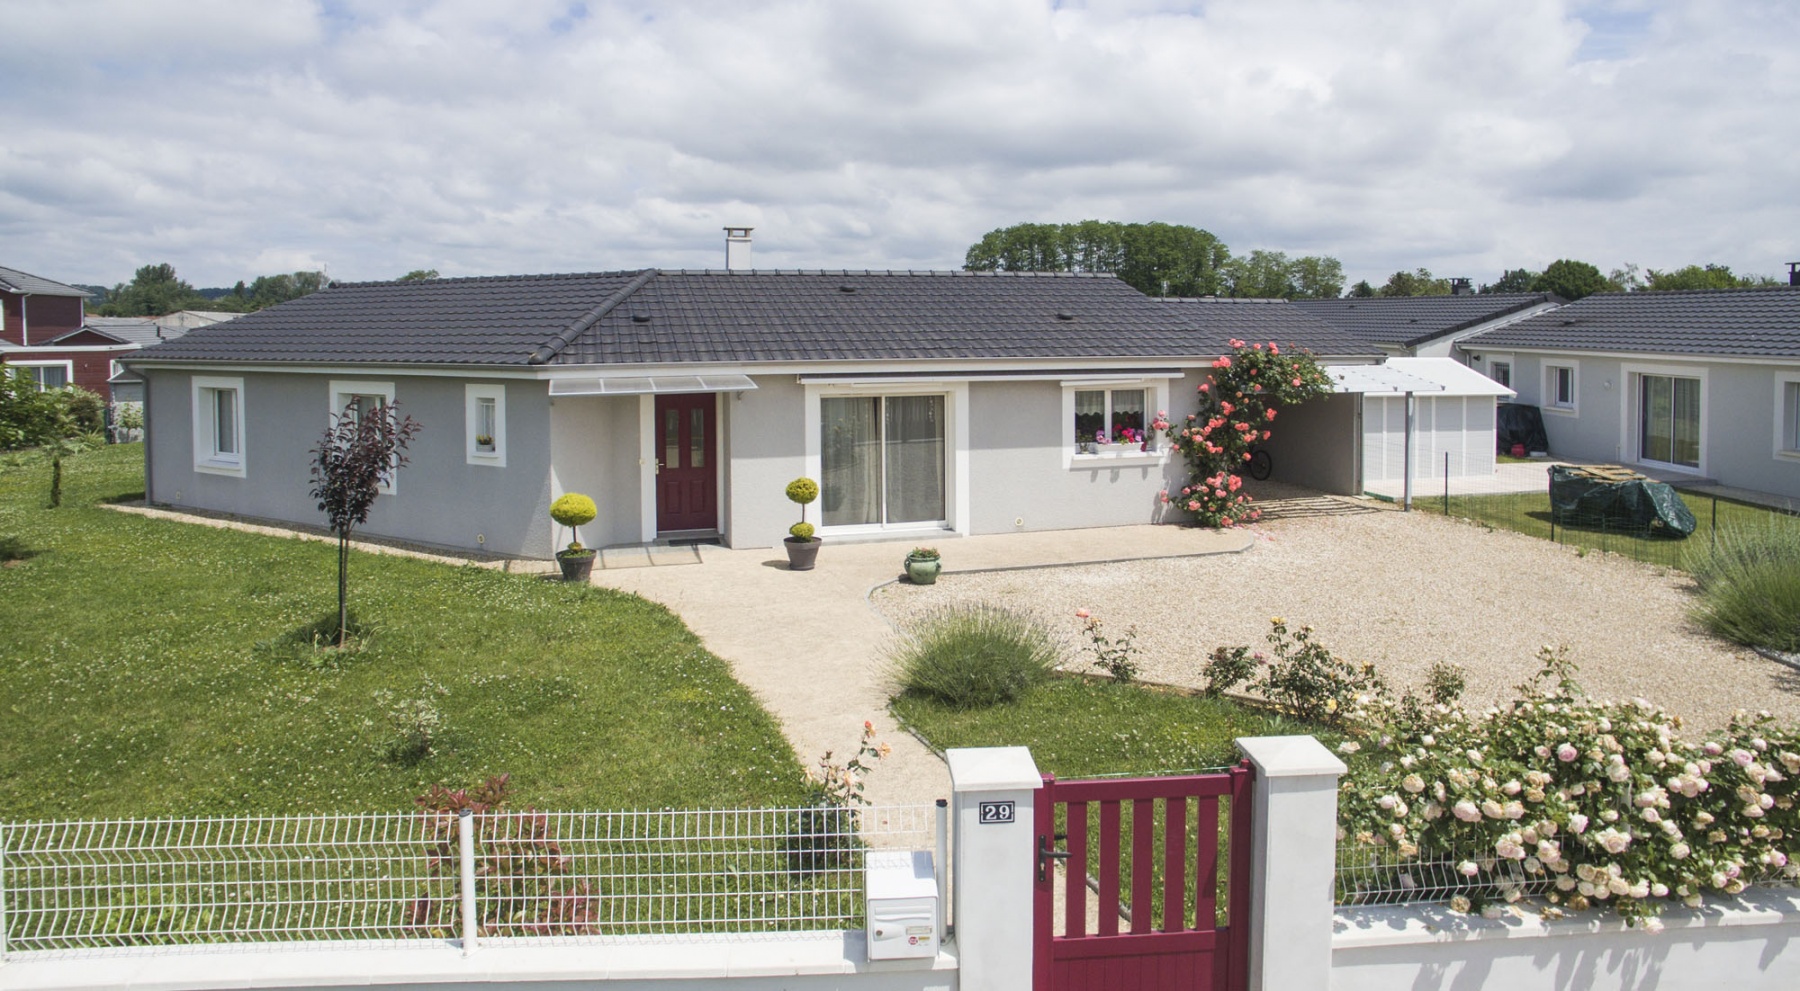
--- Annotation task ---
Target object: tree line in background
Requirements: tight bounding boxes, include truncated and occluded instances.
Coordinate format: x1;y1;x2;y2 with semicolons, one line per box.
964;221;1786;303
82;264;440;318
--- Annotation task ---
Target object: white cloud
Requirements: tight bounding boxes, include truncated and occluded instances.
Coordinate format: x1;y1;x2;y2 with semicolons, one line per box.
0;0;1795;288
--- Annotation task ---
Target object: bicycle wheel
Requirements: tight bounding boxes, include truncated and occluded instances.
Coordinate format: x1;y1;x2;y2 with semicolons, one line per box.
1248;448;1273;481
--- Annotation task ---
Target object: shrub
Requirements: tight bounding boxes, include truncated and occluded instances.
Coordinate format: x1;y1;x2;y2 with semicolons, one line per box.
375;681;449;760
787;722;890;874
1076;609;1140;683
1337;649;1800;928
60;386;106;434
887;603;1061;708
1686;520;1800;652
411;774;597;935
550;493;597;552
786;477;819;541
1203;619;1387;725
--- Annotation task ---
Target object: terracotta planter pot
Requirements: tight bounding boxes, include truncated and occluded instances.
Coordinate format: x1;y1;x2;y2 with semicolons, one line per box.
784;536;821;571
557;550;596;582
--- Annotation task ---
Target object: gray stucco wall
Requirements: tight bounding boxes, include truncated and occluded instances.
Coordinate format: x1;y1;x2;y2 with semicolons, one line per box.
966;378;1185;534
145;370;555;557
1257;391;1361;495
548;394;646;550
1506;352;1800;500
725;376;810;548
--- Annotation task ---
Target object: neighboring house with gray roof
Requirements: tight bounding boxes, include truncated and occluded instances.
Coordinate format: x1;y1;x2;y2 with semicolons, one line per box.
1459;285;1800;503
130;266;1387;558
1291;292;1563;370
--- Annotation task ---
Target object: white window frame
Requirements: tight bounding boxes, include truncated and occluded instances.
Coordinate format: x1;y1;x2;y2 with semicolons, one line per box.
465;383;507;466
1062;378;1171;469
1621;362;1707;476
1775;371;1800;462
1543;361;1579;414
10;359;74;391
192;375;246;477
1485;355;1513;390
801;380;970;538
328;379;399;494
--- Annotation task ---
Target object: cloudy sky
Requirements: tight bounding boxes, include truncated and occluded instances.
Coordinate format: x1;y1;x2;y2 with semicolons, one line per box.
3;0;1796;291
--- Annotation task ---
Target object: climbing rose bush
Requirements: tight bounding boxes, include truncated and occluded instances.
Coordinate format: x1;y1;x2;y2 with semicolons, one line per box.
1337;650;1800;928
1160;340;1333;527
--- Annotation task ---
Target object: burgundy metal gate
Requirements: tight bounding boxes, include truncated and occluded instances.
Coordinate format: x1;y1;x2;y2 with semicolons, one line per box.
1032;764;1253;991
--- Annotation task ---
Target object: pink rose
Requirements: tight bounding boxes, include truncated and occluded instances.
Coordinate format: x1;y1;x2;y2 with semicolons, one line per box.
1557;743;1578;762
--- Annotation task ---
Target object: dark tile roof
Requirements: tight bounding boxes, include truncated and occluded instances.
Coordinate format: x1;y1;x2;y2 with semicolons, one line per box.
1463;287;1800;359
134;269;1378;368
1291;293;1562;348
0;265;91;297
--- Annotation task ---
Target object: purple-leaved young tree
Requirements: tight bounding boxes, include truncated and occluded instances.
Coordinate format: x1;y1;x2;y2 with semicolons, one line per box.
308;399;420;646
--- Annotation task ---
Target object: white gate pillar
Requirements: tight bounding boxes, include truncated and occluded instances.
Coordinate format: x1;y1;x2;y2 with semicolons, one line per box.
947;746;1041;991
1236;735;1346;991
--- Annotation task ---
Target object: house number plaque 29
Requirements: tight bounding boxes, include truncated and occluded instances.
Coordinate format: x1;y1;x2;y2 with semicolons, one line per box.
978;801;1015;824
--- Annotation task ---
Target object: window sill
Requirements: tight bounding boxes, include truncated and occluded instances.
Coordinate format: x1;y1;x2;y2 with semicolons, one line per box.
194;458;245;478
467;452;506;467
1541;405;1578;417
1070;451;1164;469
1774;449;1800;463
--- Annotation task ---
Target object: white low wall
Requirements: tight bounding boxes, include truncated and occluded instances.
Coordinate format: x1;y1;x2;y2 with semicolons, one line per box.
0;933;958;991
1332;887;1800;991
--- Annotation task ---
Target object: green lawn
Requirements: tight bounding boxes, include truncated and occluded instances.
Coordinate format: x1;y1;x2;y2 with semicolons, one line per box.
1425;488;1796;570
0;444;810;819
892;676;1323;779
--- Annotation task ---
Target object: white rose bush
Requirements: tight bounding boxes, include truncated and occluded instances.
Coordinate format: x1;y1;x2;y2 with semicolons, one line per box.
1336;648;1800;927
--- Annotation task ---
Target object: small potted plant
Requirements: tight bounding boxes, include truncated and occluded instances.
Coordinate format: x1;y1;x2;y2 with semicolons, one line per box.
550;492;598;581
903;546;941;585
783;477;821;571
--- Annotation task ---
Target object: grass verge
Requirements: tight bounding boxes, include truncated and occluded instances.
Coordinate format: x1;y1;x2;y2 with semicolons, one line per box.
892;675;1325;778
0;444;809;818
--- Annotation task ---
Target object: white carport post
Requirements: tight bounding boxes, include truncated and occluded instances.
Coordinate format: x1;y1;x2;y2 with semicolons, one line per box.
1402;390;1415;512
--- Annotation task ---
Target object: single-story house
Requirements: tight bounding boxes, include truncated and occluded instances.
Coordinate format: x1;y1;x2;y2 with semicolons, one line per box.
1458;285;1800;503
1291;291;1563;365
128;267;1386;558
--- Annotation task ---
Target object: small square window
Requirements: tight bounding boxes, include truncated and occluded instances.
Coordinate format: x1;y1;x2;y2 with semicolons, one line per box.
1489;361;1511;389
330;380;398;492
1072;385;1155;454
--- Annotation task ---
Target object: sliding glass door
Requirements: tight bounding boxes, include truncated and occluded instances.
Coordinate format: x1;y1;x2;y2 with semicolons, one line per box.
1639;374;1700;468
821;395;946;528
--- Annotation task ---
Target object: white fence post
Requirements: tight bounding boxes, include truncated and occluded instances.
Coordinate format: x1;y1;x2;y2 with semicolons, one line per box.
1;823;8;965
1236;735;1346;991
457;809;477;957
947;746;1041;991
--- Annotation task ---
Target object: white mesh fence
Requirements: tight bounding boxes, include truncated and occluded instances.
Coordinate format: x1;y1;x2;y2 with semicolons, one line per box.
1;804;939;952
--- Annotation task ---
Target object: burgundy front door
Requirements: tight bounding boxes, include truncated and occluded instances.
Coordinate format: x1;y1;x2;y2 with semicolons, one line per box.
655;393;718;533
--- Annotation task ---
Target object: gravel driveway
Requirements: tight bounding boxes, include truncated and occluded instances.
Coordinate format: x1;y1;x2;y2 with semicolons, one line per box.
872;503;1800;731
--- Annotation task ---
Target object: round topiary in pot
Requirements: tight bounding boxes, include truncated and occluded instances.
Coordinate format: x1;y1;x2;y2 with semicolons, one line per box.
784;477;821;571
550;493;598;581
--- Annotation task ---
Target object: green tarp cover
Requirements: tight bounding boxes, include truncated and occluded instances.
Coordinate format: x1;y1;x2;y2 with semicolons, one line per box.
1548;466;1696;538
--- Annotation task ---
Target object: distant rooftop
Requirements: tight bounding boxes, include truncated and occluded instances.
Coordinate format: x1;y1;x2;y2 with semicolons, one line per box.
1292;293;1562;349
0;265;92;298
1463;287;1800;359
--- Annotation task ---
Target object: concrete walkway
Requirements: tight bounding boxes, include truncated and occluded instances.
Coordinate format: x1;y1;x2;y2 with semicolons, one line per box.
589;526;1253;810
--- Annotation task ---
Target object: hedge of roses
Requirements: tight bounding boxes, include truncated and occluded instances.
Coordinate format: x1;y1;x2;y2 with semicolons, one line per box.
1337;650;1800;928
1159;340;1333;527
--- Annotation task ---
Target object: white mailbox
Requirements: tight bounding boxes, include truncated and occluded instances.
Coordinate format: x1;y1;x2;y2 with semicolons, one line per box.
865;849;938;961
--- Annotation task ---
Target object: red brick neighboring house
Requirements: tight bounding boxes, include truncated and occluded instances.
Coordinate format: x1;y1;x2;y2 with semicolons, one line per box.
0;265;115;397
0;266;234;402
